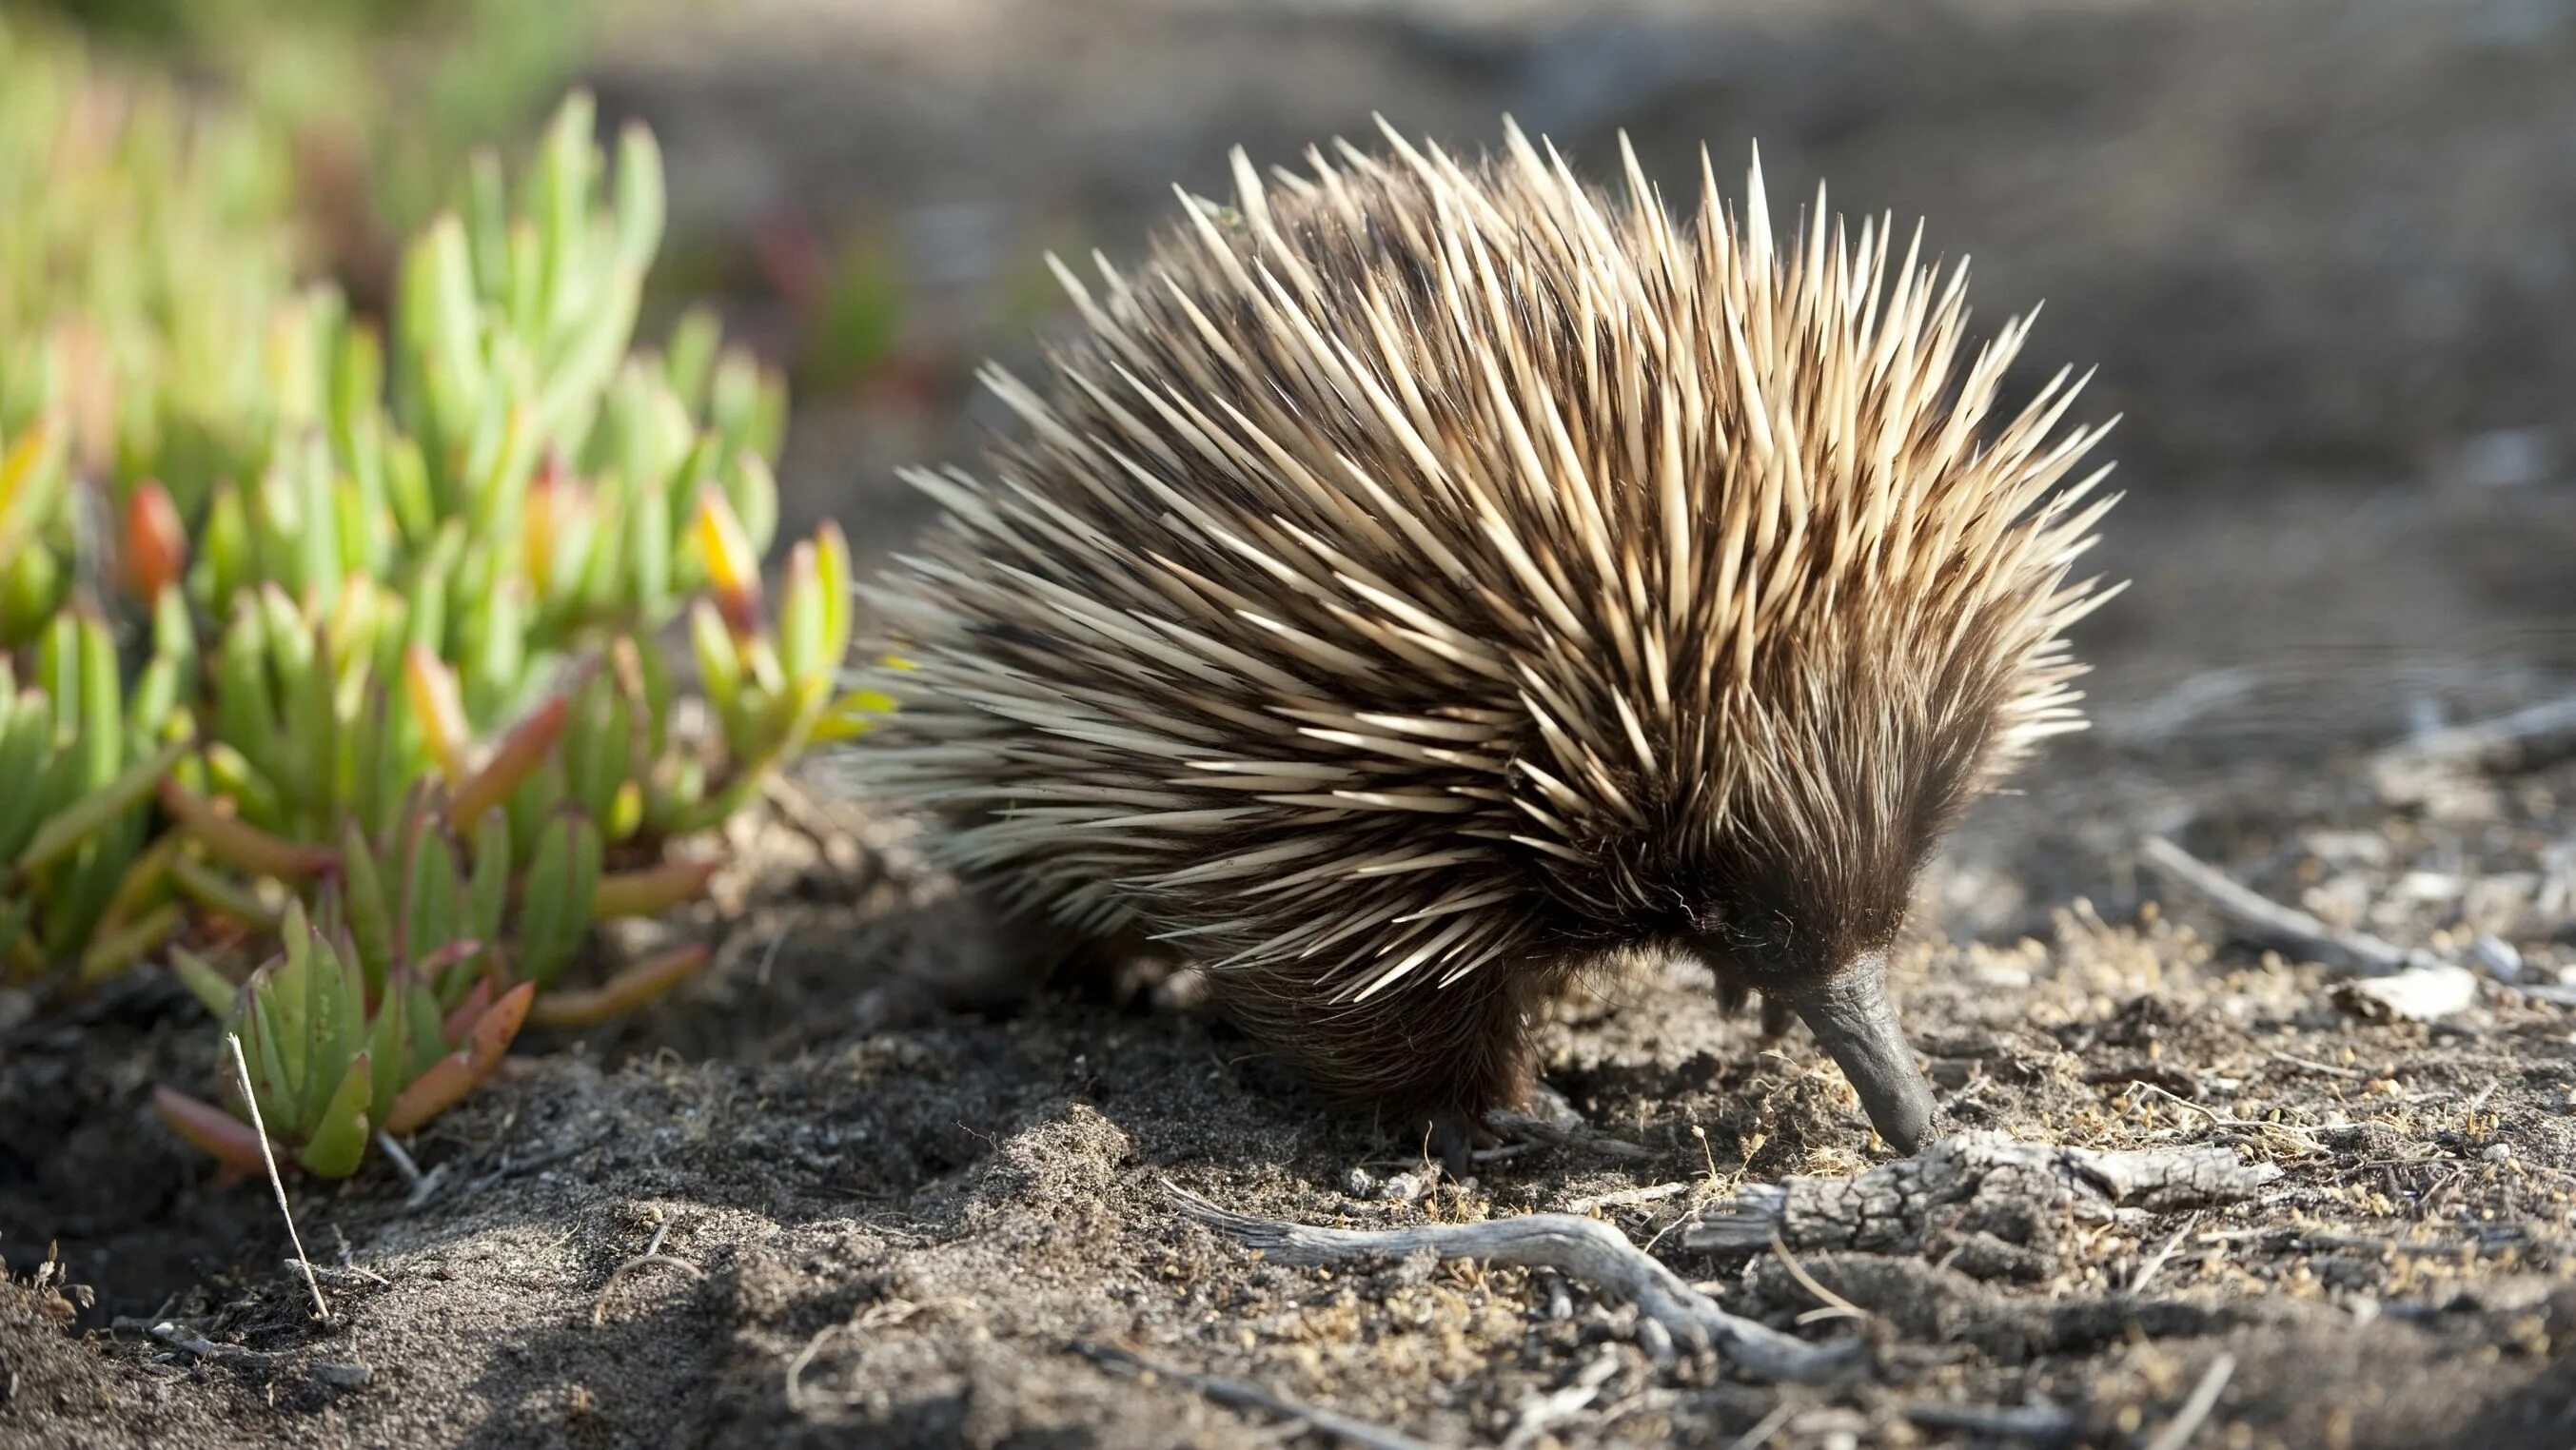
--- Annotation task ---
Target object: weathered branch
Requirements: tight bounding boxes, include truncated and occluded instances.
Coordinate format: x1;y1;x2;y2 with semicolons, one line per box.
2371;694;2576;805
1164;1182;1853;1381
1682;1132;2280;1258
2137;835;2438;978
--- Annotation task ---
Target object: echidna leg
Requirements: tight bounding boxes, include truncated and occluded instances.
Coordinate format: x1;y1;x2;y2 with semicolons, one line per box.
1721;975;1798;1041
1760;992;1796;1041
1214;963;1546;1176
1366;970;1548;1177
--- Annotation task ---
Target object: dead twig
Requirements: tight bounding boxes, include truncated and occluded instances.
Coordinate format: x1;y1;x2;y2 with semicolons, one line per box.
1768;1233;1869;1325
147;1322;371;1385
405;1126;611;1213
401;1165;454;1212
2120;1082;2327;1160
1722;1402;1799;1450
228;1033;329;1322
1075;1341;1434;1450
472;1128;613;1191
2144;1351;2237;1450
1165;1181;1852;1381
2267;1049;2361;1080
1485;1109;1655;1162
1500;1350;1622;1450
375;1131;424;1191
149;1322;273;1362
1904;1399;2081;1443
2137;836;2435;977
1564;1182;1693;1213
591;1220;706;1327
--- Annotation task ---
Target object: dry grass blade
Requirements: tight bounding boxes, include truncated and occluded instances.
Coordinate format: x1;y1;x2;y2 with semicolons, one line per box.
2129;1210;2203;1295
2144;1351;2238;1450
227;1033;329;1322
1768;1232;1869;1324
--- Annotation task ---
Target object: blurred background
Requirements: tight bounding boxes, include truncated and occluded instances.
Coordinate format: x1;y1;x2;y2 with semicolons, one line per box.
16;0;2576;920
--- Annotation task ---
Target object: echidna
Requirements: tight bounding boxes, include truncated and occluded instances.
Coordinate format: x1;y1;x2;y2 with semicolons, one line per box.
843;121;2118;1159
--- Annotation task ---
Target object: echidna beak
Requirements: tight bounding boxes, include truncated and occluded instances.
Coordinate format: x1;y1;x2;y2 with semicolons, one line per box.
1788;954;1937;1155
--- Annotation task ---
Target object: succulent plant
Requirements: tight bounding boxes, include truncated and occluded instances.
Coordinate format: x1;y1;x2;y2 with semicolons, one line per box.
154;896;533;1179
0;41;880;1173
0;18;306;518
0;595;191;984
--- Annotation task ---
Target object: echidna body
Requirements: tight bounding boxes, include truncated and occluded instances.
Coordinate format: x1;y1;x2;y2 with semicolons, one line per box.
844;123;2117;1155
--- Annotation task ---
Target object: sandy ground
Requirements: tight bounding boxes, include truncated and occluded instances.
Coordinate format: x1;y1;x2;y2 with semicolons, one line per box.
9;1;2576;1446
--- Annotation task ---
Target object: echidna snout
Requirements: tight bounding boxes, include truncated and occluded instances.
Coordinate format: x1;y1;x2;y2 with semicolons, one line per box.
844;121;2118;1157
1748;951;1935;1154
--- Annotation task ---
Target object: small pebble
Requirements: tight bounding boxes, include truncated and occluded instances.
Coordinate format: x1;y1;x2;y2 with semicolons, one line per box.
1633;1316;1675;1363
1377;1170;1431;1203
2455;424;2558;486
2470;935;2525;983
2485;1143;2514;1163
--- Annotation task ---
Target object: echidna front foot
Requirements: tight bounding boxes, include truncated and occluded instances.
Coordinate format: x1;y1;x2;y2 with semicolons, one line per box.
1420;1049;1537;1179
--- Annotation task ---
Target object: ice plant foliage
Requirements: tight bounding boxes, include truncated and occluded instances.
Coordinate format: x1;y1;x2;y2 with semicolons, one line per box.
157;897;535;1179
0;19;305;511
1;38;875;1175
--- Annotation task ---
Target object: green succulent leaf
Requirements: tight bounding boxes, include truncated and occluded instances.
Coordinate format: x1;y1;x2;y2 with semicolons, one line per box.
293;1051;374;1179
340;817;397;997
171;946;245;1021
514;808;599;989
18;738;187;872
